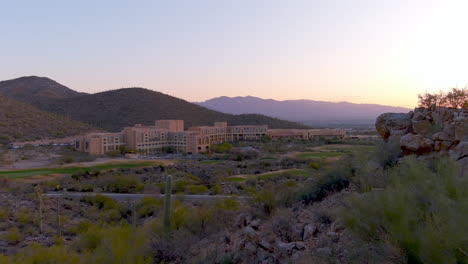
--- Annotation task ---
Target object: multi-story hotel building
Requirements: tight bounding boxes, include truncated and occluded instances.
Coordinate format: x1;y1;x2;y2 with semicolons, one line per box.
75;120;345;155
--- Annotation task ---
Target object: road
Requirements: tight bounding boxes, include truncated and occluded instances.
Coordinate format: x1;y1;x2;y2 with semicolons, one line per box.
44;192;250;202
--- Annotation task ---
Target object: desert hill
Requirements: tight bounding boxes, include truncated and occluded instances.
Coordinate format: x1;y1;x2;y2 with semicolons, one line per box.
0;95;97;144
40;88;309;131
0;77;308;132
0;76;86;107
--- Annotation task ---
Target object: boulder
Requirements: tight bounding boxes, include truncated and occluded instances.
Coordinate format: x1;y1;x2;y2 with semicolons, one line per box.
412;120;432;134
302;224;317;241
400;134;433;154
431;107;454;123
376;113;412;141
276;241;295;255
449;142;468;161
434;141;453;152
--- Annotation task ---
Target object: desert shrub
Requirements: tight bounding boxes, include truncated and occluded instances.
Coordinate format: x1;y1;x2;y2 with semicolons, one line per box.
342;158;468;264
209;184;222;195
309;162;321;170
172;179;190;193
74;224;152;263
374;140;401;168
5;227;22;245
253;187;277;215
214;198;239;211
297;168;350;204
83;194;119;210
16;207;35;224
137;197;162;218
271;208;295;242
106;174;144;193
186;185;209;194
0;208;9;221
8;244;81;264
211;143;233;153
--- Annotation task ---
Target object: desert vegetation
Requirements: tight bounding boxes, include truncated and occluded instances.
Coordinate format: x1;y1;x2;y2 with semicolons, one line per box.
0;133;466;263
418;87;468;109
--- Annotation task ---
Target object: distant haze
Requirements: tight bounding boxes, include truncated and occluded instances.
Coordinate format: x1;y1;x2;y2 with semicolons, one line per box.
197;96;411;125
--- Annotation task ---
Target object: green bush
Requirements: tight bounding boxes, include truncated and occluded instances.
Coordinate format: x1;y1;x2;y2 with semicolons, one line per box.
137;197;162;218
74;224;152;263
342;158;468;264
211;143;233;153
9;244;81;264
186;185;209;194
5;227;22;245
106;174;144;193
16;208;35;224
309;162;321;170
297;169;350;205
173;179;190;193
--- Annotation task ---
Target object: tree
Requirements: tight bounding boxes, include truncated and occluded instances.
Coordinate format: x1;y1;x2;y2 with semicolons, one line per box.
418;87;467;109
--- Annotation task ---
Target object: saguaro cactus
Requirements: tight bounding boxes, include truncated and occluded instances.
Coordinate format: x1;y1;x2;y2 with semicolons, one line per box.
163;175;172;235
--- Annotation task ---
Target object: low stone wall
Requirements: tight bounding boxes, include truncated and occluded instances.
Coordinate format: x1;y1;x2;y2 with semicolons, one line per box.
376;107;467;173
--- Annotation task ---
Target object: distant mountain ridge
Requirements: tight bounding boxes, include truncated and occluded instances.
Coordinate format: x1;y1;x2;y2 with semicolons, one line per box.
197;96;412;124
0;77;308;132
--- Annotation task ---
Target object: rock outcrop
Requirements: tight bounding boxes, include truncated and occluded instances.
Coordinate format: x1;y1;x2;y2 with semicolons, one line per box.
376;107;467;174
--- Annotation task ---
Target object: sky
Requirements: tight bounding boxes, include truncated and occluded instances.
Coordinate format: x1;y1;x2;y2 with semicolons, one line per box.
1;0;468;108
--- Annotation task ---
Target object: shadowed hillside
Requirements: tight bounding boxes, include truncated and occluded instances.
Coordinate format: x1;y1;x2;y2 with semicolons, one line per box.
0;96;98;144
0;76;86;107
40;88;309;131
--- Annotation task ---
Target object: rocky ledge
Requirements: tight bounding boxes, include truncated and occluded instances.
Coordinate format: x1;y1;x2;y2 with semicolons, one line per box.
376;107;467;174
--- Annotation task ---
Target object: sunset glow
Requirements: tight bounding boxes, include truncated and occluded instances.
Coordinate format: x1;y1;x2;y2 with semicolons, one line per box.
1;0;468;108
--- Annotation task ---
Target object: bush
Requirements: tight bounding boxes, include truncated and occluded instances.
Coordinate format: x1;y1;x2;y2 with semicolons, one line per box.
298;169;350;204
74;224;152;263
342;158;468;264
186;185;209;194
16;208;35;224
106;174;144;193
137;197;162;218
309;162;320;170
5;227;22;245
9;244;81;264
211;143;233;153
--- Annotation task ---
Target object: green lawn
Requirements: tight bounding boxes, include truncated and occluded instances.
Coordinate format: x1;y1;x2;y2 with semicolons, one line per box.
295;152;343;158
0;161;161;179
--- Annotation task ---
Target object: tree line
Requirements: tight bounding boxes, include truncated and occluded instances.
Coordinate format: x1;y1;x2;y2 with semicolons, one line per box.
418;87;468;109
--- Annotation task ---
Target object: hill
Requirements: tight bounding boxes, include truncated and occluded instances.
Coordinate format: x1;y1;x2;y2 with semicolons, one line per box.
39;88;309;131
0;76;85;107
0;96;98;144
197;96;412;126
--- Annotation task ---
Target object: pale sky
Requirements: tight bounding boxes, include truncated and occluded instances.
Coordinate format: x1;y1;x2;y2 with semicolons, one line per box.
1;0;468;108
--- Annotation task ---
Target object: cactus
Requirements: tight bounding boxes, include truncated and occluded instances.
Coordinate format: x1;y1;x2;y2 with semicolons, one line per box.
163;175;172;235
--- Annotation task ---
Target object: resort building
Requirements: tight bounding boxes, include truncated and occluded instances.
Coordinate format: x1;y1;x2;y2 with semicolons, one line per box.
75;120;345;155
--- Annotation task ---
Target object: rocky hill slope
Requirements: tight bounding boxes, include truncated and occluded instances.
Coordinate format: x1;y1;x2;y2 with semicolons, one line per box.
0;76;85;107
376;107;467;174
0;96;98;144
37;88;309;131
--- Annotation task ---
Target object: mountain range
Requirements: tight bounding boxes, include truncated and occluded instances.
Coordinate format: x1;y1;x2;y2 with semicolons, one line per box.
0;77;308;142
197;96;411;126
